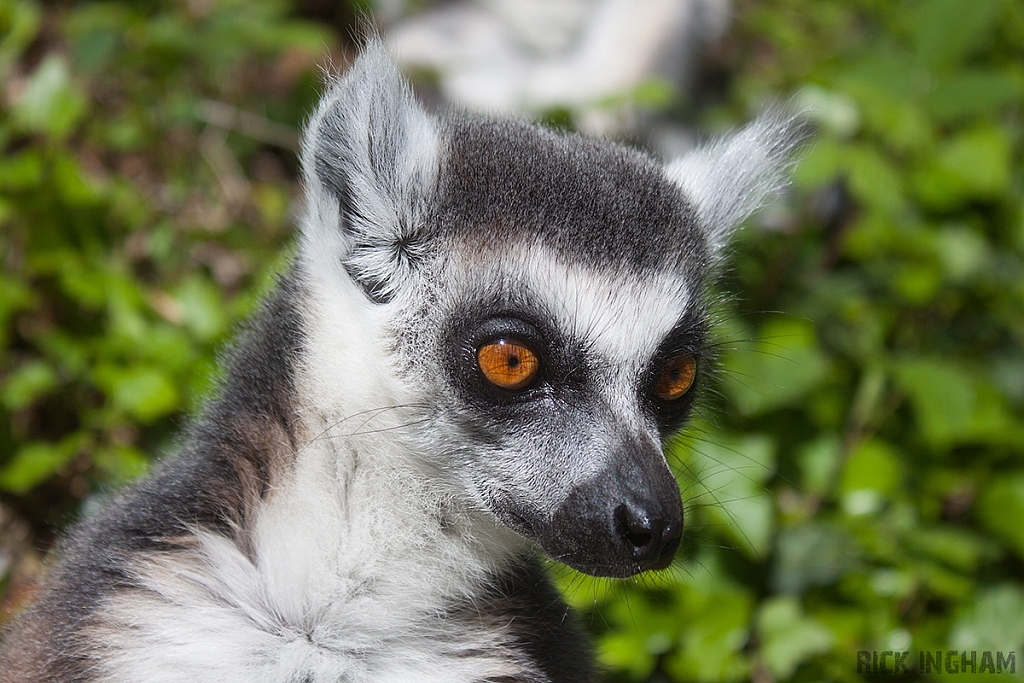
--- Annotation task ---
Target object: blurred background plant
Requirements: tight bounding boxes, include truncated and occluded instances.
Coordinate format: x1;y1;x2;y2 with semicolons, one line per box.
2;0;1024;681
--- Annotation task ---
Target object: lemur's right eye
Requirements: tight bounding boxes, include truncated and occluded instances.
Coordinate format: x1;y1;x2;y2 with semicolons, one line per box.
654;354;697;402
477;339;540;391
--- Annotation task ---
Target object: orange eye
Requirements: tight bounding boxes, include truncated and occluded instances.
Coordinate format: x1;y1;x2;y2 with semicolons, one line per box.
654;355;696;401
477;339;540;391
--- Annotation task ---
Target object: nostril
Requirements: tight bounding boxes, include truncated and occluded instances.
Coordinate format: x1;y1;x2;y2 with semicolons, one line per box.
615;504;661;552
633;531;653;547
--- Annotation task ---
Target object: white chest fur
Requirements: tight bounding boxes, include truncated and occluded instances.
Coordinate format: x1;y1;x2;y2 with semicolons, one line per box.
90;434;533;683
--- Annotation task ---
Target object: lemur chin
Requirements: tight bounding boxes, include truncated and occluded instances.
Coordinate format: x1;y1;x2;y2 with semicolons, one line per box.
0;40;803;683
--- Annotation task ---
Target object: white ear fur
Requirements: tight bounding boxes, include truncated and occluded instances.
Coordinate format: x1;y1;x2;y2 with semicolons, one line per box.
300;40;440;301
666;110;805;256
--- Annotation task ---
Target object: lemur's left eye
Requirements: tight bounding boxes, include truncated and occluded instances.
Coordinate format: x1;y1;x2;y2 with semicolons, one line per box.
654;355;696;401
477;339;540;391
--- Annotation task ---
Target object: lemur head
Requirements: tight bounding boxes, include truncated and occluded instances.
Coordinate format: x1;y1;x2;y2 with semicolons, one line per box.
298;42;801;578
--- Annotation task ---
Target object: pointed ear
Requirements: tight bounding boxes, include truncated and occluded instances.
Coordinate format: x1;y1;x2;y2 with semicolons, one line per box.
300;40;440;302
666;110;806;258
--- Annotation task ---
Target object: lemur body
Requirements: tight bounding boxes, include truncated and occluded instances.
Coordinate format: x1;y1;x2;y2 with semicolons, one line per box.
0;44;799;683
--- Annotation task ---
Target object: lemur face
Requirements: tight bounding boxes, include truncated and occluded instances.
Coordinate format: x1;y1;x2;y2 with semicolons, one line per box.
301;42;799;578
419;247;704;576
376;115;709;576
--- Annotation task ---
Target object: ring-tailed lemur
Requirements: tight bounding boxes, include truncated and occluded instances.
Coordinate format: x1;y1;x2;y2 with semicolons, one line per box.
0;41;800;683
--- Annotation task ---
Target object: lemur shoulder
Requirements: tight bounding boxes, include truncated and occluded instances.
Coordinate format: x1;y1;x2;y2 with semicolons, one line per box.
0;41;801;683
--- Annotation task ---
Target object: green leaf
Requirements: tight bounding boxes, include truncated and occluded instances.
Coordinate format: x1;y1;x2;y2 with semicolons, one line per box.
773;523;859;594
550;568;618;611
793;136;845;188
913;127;1012;208
893;358;976;446
1;360;58;410
839;438;905;501
600;598;681;681
797;434;842;497
949;584;1024;653
55;255;107;309
0;0;41;77
890;358;1021;448
720;318;829;417
845;144;905;213
904;527;994;573
927;69;1024;123
173;275;229;342
936;127;1011;198
630;77;675;109
667;590;753;682
92;445;150;483
977;474;1024;559
12;54;87;137
839;439;903;515
93;365;179;422
937;226;990;283
0;272;35;340
912;0;999;68
600;630;658;681
0;433;87;494
915;559;976;601
756;597;834;680
52;151;105;206
868;568;916;599
664;556;755;683
793;86;861;139
892;261;943;305
0;150;44;191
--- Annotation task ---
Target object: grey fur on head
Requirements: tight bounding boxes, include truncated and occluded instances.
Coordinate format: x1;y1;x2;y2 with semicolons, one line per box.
301;39;805;303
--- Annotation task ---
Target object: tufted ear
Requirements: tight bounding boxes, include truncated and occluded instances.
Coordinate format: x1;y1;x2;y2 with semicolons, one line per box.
301;40;440;303
666;110;805;258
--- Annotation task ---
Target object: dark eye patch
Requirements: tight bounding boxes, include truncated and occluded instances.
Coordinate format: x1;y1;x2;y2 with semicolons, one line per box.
441;293;595;418
642;310;709;435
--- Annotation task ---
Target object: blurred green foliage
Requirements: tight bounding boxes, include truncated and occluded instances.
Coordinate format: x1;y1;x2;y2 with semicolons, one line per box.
0;0;324;547
2;0;1024;680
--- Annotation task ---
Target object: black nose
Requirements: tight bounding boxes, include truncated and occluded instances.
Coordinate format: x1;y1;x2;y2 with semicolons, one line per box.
615;502;682;569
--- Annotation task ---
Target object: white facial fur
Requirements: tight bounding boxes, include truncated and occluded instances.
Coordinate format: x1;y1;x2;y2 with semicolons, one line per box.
432;241;694;507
